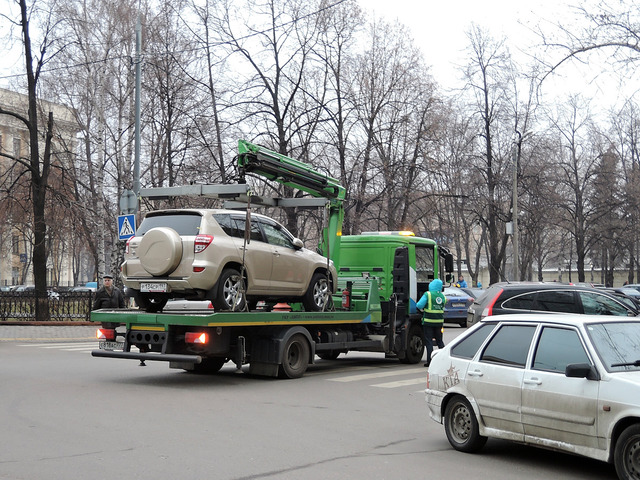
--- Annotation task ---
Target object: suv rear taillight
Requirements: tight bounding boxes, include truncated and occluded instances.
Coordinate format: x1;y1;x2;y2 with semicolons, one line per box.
125;236;133;254
481;288;503;318
194;235;213;253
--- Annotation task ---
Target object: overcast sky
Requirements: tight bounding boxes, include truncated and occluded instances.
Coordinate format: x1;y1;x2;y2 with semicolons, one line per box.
361;0;634;111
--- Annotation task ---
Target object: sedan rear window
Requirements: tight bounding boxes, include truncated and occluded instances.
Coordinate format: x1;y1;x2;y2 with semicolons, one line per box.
138;213;202;236
451;323;497;359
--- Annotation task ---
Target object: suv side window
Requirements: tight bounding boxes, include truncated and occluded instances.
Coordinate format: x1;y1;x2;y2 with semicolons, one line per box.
214;214;264;242
214;214;242;238
480;325;536;367
533;290;577;313
451;323;497;359
578;291;631;316
502;292;535;311
261;222;294;248
532;326;590;373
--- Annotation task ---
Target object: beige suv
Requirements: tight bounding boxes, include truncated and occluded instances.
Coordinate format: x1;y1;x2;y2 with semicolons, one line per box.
122;209;337;312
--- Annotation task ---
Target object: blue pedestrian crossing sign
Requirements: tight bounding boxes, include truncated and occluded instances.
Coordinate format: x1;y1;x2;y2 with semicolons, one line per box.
118;214;136;241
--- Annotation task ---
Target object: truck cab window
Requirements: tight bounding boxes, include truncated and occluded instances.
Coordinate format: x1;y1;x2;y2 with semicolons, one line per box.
415;246;435;283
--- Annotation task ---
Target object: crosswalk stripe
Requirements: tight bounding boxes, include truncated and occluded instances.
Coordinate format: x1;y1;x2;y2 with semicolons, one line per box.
372;377;426;388
329;369;423;382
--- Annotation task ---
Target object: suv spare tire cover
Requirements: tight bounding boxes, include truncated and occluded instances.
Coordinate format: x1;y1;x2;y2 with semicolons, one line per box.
138;227;183;276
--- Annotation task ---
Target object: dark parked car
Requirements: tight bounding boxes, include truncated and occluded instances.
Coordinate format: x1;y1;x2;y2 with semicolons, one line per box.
443;286;474;328
467;282;639;327
458;286;485;301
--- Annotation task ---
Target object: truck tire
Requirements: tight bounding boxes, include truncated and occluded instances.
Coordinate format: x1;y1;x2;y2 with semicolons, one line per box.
614;423;640;480
278;333;310;379
302;272;330;311
400;323;424;364
138;227;183;276
213;268;246;311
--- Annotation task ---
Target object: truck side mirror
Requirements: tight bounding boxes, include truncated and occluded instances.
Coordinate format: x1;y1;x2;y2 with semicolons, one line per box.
444;253;454;273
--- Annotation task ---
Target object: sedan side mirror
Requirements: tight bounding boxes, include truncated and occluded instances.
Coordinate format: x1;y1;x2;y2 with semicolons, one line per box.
565;363;600;381
292;238;304;249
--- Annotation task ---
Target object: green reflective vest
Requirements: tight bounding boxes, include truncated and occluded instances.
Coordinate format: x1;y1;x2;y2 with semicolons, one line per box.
421;291;446;324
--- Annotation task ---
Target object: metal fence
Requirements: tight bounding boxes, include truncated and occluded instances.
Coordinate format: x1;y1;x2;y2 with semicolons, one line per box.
0;291;93;322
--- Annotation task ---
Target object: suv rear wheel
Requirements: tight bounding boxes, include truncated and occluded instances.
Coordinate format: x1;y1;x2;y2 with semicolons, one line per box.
213;268;246;311
302;272;330;311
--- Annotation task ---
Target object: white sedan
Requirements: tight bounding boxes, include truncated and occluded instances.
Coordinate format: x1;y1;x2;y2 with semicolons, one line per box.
425;314;640;480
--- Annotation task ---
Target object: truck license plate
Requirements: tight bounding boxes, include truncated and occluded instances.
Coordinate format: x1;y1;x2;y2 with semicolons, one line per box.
141;282;168;293
99;341;124;351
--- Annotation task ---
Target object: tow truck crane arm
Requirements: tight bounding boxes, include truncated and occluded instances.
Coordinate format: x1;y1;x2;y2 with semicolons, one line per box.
237;140;345;268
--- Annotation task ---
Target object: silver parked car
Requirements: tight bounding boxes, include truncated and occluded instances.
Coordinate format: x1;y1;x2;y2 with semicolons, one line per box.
425;314;640;480
122;209;337;312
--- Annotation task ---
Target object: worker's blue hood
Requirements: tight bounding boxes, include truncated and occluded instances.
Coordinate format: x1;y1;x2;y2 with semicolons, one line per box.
429;279;443;293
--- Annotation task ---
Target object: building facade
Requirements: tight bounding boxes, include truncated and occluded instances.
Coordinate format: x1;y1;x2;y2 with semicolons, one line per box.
0;87;92;288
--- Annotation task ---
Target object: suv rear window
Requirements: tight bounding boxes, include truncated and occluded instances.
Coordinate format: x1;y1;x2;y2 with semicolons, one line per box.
138;213;202;236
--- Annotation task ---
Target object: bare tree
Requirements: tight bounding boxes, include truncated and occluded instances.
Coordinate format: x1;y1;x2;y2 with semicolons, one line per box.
0;0;58;319
461;26;514;284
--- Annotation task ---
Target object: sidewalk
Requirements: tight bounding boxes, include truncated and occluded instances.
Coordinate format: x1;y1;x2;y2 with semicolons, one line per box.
0;323;97;342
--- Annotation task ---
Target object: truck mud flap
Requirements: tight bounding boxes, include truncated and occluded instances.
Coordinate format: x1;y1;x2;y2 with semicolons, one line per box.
91;350;202;364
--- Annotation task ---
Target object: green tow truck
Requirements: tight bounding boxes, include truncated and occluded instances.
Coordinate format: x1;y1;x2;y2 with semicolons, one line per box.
91;140;453;378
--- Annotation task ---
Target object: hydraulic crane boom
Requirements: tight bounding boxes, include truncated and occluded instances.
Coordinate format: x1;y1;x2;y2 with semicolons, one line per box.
237;140;345;268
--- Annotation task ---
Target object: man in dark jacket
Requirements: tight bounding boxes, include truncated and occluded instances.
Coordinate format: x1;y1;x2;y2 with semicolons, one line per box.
92;274;125;310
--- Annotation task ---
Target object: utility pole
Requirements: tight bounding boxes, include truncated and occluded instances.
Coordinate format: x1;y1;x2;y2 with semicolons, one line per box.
133;15;142;204
512;131;521;282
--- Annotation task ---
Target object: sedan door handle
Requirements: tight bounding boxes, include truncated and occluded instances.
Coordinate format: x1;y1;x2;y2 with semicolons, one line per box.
467;370;483;377
524;377;542;385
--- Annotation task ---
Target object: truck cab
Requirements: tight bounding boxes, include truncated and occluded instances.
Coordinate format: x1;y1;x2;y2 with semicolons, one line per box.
338;231;454;316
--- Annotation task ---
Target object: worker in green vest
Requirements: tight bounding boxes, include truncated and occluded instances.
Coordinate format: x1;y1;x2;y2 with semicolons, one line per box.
416;278;446;367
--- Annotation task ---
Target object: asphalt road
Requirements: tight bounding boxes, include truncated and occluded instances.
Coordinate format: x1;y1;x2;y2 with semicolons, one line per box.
0;325;618;480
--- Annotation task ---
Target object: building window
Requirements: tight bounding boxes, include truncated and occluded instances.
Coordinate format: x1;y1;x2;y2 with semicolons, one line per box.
13;137;21;159
12;235;20;255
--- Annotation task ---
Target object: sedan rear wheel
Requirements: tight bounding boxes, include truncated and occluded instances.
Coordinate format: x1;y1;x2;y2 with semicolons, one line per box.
444;395;487;453
615;424;640;480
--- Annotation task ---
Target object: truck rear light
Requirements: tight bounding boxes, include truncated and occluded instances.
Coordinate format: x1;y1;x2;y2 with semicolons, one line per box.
194;235;213;253
185;332;208;344
96;328;116;340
